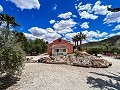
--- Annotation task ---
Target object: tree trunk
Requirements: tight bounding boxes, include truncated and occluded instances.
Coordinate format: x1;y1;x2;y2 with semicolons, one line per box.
77;41;78;46
77;41;78;50
6;22;9;29
75;41;76;46
80;40;82;51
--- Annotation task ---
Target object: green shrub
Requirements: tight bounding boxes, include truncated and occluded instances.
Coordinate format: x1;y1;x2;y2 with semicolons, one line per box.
75;50;81;56
87;47;103;56
0;42;25;76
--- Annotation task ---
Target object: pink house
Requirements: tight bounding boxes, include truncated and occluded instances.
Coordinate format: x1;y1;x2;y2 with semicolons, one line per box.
47;38;74;55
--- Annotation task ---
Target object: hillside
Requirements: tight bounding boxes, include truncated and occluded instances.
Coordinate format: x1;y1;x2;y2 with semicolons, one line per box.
82;35;120;47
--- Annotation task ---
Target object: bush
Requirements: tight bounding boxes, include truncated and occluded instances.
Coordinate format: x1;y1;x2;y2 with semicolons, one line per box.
109;46;118;54
75;50;81;56
87;47;103;56
0;42;25;76
0;28;25;76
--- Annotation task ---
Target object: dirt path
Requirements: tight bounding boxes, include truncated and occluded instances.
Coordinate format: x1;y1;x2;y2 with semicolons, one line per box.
7;56;120;90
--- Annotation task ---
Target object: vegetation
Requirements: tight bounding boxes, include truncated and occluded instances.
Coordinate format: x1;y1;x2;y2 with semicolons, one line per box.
81;35;120;55
75;50;81;57
82;35;120;48
72;32;86;51
0;13;19;29
0;14;25;76
102;42;111;54
87;47;103;56
0;13;47;76
107;7;120;12
26;39;46;55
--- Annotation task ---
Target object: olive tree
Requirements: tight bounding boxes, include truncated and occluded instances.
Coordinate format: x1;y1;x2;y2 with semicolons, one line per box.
0;14;25;77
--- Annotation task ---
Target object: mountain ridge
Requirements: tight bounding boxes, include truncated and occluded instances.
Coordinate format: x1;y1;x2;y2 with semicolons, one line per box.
82;35;120;47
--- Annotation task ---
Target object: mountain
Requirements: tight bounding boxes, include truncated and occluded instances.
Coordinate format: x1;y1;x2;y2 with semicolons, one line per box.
82;35;120;47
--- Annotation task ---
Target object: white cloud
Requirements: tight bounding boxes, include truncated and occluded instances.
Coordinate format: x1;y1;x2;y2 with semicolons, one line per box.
44;32;61;42
80;22;89;29
113;25;120;31
104;12;120;24
7;0;40;10
82;30;108;38
92;1;110;15
49;20;56;24
75;2;98;20
80;30;108;42
79;11;98;20
29;27;46;36
25;27;61;42
72;15;77;18
108;32;120;37
46;28;55;33
75;1;112;21
65;32;77;39
0;5;3;12
58;12;73;19
64;31;108;43
53;19;76;34
57;28;73;34
24;33;37;40
63;30;109;43
76;2;92;12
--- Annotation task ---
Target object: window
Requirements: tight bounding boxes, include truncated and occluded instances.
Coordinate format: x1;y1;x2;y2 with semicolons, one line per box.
63;49;66;52
54;49;59;52
60;49;66;52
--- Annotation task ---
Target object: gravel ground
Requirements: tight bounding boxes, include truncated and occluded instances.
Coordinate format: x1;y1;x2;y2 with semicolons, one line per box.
7;55;120;90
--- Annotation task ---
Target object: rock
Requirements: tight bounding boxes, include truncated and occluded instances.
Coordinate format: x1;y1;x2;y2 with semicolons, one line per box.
91;59;112;68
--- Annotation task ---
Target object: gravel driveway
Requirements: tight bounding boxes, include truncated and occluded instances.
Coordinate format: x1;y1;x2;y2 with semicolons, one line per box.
7;55;120;90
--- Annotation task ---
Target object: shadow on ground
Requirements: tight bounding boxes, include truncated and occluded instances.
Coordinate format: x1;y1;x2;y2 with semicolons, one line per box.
87;72;120;90
0;75;20;90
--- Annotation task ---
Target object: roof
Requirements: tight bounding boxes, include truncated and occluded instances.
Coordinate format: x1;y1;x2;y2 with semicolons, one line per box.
48;38;74;45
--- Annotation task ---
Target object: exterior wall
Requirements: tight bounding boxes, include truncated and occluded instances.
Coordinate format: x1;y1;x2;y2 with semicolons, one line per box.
47;43;53;55
47;38;73;55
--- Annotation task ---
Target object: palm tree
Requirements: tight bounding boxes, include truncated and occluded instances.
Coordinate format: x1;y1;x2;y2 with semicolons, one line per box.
72;36;77;46
13;30;26;42
0;13;20;29
72;35;79;49
0;14;20;50
77;32;86;51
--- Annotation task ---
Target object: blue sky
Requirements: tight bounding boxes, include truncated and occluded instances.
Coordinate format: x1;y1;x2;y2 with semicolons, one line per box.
0;0;120;43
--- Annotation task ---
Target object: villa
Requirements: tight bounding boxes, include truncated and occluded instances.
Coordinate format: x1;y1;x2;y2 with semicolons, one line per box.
47;38;74;55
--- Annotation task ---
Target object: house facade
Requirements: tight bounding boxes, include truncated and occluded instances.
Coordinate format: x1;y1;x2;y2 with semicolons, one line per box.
47;38;73;55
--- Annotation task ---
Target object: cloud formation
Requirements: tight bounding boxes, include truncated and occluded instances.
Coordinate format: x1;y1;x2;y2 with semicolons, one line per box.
58;12;73;19
7;0;40;10
49;20;56;24
104;12;120;24
0;5;3;12
82;30;108;38
25;27;61;42
75;1;111;20
92;1;109;15
80;22;89;29
53;19;76;34
79;11;98;20
114;25;120;31
75;2;92;12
